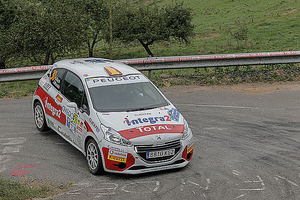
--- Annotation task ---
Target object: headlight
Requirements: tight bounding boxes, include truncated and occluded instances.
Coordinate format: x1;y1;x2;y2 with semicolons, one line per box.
182;119;190;139
100;124;132;146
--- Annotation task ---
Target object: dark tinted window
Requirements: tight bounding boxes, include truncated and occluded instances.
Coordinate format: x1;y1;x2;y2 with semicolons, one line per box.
61;71;88;110
89;82;169;112
50;68;65;90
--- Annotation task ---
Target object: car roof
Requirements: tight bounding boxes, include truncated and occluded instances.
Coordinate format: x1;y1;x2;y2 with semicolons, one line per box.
53;58;141;78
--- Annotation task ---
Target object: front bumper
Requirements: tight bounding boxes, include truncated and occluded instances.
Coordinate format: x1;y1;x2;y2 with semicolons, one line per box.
100;132;193;174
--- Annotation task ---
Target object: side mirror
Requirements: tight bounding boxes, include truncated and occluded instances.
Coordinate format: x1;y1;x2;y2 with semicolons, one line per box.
66;102;77;109
80;104;89;115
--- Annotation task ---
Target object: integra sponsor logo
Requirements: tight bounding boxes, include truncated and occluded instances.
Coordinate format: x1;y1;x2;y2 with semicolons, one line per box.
124;109;181;126
124;115;171;126
92;75;141;83
45;97;61;118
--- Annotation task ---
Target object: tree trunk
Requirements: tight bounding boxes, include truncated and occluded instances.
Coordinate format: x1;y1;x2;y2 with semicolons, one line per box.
88;46;93;57
43;50;51;65
139;40;153;57
0;60;6;69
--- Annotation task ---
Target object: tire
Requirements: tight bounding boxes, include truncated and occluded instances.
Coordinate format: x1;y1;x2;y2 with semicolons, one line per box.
34;101;49;132
86;139;104;175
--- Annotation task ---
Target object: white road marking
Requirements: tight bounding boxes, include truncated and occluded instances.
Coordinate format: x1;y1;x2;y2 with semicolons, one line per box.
188;180;200;186
94;183;118;197
0;155;11;173
2;145;23;154
0;137;26;145
205;179;210;190
238;175;265;191
232;170;241;176
234;193;246;199
176;103;258;109
275;175;299;187
203;127;226;131
121;181;160;193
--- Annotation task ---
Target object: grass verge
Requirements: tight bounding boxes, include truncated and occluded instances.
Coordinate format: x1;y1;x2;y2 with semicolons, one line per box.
151;64;300;87
0;80;38;99
0;176;70;200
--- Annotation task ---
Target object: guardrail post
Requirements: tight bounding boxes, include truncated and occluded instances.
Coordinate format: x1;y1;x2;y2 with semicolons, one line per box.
148;70;152;79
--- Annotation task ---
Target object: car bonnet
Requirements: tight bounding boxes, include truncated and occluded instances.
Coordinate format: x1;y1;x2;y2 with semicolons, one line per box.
97;105;184;143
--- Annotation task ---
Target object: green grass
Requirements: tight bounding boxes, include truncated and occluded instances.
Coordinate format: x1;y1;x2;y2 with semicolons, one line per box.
0;80;38;99
1;0;300;98
0;176;69;200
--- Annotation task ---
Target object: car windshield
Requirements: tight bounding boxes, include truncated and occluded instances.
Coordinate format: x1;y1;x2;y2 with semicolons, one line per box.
88;82;169;112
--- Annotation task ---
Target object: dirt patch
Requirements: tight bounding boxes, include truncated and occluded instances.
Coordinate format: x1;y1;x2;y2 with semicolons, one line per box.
196;33;221;40
281;9;297;16
165;81;300;94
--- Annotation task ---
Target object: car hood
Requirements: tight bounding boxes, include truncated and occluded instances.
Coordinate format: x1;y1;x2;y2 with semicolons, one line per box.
97;105;184;144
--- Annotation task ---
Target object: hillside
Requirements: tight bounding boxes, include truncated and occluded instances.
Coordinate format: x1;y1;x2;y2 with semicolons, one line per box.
110;0;299;58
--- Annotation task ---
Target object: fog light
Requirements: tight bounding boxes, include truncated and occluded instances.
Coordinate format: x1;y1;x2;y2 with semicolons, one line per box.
118;162;126;169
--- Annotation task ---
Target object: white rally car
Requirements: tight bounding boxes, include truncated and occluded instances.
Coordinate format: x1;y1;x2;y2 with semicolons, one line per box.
33;58;193;174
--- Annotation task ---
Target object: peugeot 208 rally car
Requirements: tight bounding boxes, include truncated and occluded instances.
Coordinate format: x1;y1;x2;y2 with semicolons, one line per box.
33;58;193;174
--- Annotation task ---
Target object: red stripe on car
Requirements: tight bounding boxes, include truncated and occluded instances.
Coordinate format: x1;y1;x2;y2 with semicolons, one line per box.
118;124;184;140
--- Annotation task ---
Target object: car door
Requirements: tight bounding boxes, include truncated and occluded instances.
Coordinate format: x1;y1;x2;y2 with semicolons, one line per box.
60;70;90;149
43;68;69;134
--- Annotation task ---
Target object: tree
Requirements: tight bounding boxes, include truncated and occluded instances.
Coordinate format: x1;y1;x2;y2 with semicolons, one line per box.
81;0;108;57
0;0;21;68
112;2;194;57
13;0;87;65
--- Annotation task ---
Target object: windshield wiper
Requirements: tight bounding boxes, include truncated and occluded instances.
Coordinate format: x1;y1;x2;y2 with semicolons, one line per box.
125;105;159;112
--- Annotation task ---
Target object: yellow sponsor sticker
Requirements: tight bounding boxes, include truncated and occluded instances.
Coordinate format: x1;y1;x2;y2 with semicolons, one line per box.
73;114;78;124
187;144;193;154
108;154;127;162
50;70;58;81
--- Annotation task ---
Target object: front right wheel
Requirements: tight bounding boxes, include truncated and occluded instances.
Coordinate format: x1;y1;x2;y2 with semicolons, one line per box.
86;139;104;175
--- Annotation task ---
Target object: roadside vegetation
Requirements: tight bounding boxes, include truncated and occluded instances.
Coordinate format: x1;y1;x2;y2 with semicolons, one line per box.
0;176;69;200
0;0;299;98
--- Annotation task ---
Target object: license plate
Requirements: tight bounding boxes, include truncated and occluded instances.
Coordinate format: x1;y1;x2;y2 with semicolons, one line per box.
146;149;175;159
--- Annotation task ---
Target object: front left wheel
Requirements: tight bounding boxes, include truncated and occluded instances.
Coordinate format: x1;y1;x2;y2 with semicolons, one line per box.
34;101;49;132
86;139;104;175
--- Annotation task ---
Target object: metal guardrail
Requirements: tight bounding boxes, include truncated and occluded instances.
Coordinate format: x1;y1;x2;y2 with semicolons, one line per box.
1;51;300;82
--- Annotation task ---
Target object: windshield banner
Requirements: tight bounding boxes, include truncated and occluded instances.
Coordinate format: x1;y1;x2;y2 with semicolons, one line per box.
85;74;148;88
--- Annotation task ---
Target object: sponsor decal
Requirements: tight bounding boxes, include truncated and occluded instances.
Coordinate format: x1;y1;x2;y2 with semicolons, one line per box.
50;69;57;81
73;113;78;124
42;82;51;91
45;97;61;118
56;94;63;102
118;124;184;140
84;59;105;63
187;144;193;154
83;74;89;77
107;148;127;162
86;74;148;88
134;113;151;116
84;121;95;135
35;87;66;125
66;117;76;134
124;115;172;126
70;60;85;64
62;106;73;118
137;125;172;133
89;118;100;133
104;66;122;76
93;75;140;83
167;108;180;122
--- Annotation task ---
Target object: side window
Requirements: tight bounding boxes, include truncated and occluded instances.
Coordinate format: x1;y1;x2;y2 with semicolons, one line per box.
50;68;65;90
61;71;88;110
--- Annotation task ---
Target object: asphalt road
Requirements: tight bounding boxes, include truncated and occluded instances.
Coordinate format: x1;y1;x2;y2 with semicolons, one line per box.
0;85;299;200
